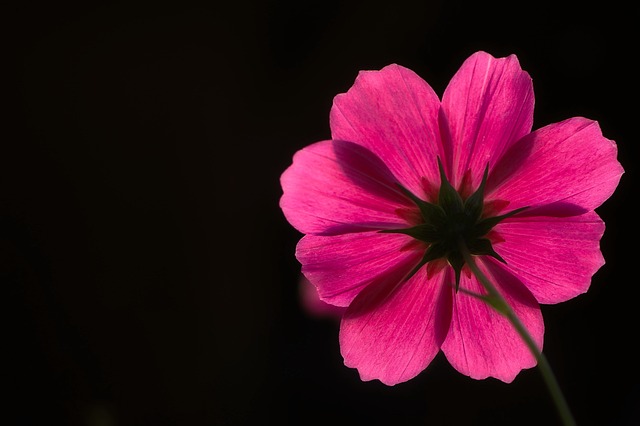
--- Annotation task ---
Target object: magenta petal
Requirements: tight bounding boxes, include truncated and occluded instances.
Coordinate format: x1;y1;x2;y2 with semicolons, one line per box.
339;267;453;385
488;117;624;212
299;275;346;319
280;140;411;235
330;64;444;197
441;259;543;383
297;231;421;307
495;212;605;304
442;51;534;188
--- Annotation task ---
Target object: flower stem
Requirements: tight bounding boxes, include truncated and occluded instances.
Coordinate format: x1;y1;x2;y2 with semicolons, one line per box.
458;240;577;426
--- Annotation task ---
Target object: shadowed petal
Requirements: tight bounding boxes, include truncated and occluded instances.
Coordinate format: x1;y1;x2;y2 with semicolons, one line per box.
487;117;624;212
297;231;421;307
442;51;534;188
495;212;605;304
330;64;444;197
339;266;453;386
280;140;412;235
442;258;543;383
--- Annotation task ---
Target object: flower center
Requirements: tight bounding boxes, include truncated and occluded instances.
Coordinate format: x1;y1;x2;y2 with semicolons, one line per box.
380;159;527;290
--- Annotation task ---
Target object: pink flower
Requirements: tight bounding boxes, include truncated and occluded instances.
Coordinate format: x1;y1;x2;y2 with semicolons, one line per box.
279;51;623;385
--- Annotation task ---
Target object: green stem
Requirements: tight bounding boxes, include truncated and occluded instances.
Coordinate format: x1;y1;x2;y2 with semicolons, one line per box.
458;240;577;426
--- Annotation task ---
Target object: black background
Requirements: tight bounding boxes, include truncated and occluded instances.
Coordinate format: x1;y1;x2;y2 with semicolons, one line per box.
5;1;639;425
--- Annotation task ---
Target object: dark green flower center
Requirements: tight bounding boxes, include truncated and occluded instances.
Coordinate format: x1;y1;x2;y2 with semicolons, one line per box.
380;159;527;290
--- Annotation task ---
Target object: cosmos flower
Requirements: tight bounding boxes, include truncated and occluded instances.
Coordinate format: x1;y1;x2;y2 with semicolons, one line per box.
279;51;623;385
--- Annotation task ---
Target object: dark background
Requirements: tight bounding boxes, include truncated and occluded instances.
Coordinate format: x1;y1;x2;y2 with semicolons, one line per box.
5;1;638;425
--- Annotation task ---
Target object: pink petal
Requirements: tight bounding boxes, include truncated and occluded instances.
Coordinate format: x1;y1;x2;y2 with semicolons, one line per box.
280;140;413;235
441;51;534;188
299;275;346;319
339;266;453;386
441;258;543;383
297;231;421;307
330;64;444;198
487;117;624;213
494;212;605;304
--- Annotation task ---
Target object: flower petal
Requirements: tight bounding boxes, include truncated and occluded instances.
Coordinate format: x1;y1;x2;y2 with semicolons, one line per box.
494;212;605;304
280;140;412;235
297;231;421;307
299;275;346;319
330;64;444;197
441;51;534;188
487;117;624;212
339;266;453;386
441;258;543;383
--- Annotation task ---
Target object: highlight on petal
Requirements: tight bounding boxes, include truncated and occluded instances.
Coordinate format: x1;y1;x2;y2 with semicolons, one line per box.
280;140;412;235
297;231;421;307
340;266;453;386
494;211;605;304
441;258;543;383
330;64;445;198
487;117;624;213
441;51;534;189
